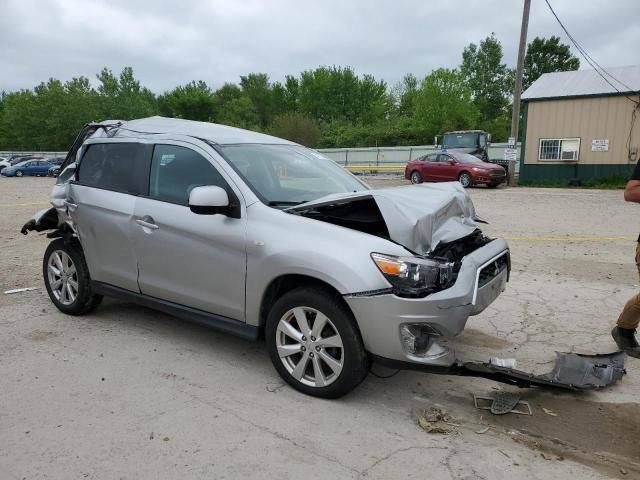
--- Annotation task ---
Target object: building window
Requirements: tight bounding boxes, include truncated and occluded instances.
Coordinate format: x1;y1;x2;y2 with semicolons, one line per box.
538;138;580;161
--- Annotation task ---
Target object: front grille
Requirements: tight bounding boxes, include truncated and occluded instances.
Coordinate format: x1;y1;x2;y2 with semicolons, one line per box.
490;172;505;178
478;253;509;288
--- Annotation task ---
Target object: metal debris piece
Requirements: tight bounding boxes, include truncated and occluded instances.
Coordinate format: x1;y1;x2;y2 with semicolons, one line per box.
490;392;522;415
474;395;533;415
490;357;517;368
475;426;490;434
4;287;37;294
542;407;558;417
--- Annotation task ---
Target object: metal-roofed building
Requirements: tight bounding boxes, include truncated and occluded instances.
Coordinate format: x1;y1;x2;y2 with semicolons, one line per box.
519;65;640;184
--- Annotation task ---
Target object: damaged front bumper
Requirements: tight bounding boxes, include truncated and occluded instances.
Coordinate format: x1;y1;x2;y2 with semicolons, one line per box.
373;351;626;390
344;238;510;367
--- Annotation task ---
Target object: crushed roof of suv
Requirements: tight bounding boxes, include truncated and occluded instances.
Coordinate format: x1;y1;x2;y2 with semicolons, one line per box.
107;116;296;146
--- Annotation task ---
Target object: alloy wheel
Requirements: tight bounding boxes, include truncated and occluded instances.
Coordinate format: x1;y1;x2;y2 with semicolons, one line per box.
47;250;78;305
410;171;422;184
459;172;471;187
275;306;344;387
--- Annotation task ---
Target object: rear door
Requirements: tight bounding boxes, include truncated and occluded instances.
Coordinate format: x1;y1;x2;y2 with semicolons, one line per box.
132;141;247;321
68;142;149;292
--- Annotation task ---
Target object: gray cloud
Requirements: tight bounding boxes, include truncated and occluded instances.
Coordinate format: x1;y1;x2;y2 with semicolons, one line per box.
1;0;638;93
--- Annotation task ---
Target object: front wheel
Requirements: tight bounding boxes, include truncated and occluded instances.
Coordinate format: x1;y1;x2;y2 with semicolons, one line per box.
43;238;102;315
458;172;472;188
266;287;369;398
410;171;423;184
15;170;23;177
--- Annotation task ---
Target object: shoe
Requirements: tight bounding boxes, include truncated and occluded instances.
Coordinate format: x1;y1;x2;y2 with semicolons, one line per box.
611;327;640;358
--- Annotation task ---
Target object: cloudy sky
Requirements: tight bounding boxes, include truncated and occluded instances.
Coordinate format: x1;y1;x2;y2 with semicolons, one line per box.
1;0;638;93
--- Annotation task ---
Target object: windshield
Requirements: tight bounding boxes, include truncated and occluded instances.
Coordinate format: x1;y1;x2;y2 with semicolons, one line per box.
443;133;478;149
217;144;369;205
452;152;485;164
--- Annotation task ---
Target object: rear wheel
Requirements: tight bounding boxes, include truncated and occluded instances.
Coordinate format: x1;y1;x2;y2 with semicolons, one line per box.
458;172;472;188
15;170;23;177
410;171;423;184
266;287;369;398
43;238;102;315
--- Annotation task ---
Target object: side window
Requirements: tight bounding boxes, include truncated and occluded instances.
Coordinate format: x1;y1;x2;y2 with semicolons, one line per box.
78;143;142;194
424;154;438;162
149;144;228;206
437;154;451;163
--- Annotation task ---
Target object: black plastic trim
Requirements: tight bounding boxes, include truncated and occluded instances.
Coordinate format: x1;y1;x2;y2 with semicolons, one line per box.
92;281;259;340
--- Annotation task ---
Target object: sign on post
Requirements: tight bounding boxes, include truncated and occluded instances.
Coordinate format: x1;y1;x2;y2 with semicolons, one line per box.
503;148;518;161
591;139;609;152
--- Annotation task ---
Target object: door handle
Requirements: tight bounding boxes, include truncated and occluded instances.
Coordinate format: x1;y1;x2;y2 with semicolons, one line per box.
136;216;159;231
64;200;78;211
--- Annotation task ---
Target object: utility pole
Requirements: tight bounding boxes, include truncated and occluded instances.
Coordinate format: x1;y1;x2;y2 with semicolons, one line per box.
508;0;531;186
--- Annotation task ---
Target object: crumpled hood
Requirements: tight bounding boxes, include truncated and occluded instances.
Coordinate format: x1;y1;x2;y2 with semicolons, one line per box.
290;182;479;255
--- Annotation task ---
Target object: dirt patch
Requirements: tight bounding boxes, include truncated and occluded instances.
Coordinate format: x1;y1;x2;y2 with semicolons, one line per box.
456;328;512;349
487;395;640;478
25;329;59;341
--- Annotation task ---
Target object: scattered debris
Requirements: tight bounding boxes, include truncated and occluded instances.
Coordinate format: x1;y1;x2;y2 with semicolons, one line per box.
163;436;170;442
542;407;558;417
474;394;532;416
4;287;37;294
475;426;490;434
266;382;285;393
490;357;517;368
620;468;628;475
417;406;457;434
149;432;154;440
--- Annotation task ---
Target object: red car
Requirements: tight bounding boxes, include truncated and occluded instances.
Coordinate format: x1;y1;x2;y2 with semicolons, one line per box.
404;150;506;188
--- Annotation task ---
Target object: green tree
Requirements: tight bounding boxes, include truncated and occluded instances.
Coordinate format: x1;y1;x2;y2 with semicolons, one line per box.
96;67;158;120
460;34;512;126
158;80;216;121
523;36;580;90
240;73;273;129
270;112;321;147
413;68;479;139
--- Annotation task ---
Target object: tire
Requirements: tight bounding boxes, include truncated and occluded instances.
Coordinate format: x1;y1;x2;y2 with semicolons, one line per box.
15;170;23;177
410;171;423;184
458;171;472;188
265;287;369;398
43;238;103;315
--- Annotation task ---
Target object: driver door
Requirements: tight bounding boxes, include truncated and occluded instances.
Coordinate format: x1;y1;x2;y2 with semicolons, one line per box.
132;142;247;321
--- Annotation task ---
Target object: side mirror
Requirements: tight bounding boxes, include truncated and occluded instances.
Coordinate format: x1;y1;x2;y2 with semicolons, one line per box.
188;185;230;215
448;160;456;165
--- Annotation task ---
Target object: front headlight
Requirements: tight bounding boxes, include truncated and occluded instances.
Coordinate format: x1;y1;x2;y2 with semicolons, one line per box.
471;167;488;172
371;253;454;298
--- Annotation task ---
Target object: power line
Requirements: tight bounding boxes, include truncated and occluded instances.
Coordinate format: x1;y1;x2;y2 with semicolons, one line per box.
544;0;639;105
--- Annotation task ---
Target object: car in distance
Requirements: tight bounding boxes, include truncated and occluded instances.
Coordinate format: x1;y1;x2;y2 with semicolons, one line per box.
22;117;510;398
2;159;54;177
405;150;506;188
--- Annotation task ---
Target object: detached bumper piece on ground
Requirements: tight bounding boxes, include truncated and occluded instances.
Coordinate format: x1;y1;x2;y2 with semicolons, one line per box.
457;352;626;390
380;351;626;390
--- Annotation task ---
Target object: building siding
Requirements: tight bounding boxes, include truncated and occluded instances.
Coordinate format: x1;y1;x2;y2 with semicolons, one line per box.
523;95;639;167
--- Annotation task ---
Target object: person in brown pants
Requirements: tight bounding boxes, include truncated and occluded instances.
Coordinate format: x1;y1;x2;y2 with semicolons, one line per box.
612;175;640;358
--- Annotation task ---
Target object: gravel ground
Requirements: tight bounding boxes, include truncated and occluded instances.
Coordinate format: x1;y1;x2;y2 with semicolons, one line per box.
1;175;638;479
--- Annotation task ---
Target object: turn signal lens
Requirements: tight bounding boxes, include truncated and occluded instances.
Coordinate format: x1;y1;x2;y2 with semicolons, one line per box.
372;256;405;276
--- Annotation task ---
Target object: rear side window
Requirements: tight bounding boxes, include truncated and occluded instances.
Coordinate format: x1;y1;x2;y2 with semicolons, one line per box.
78;143;143;194
149;144;228;206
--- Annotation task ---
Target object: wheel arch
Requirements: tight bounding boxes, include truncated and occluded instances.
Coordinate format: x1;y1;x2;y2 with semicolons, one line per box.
258;274;357;331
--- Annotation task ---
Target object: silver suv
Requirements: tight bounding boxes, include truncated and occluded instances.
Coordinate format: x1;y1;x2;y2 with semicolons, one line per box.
23;117;510;398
